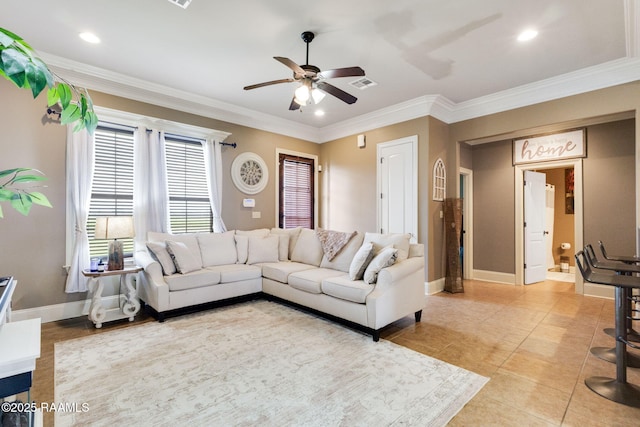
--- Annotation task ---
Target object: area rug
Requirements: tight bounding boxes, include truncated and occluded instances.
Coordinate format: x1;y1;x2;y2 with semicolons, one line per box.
55;301;488;426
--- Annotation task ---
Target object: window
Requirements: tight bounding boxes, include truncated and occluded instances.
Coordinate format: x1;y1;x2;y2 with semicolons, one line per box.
433;158;446;201
279;153;314;229
88;124;135;257
165;135;212;233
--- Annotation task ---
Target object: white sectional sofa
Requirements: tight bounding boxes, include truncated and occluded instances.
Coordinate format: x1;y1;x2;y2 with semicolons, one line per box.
134;227;425;341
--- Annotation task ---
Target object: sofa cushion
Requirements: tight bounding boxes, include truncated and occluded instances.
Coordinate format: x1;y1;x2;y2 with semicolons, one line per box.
348;242;375;281
206;264;262;283
235;229;270;263
166;240;202;274
288;268;345;294
363;232;411;262
164;269;221;292
197;231;237;267
364;246;398;284
247;235;280;264
261;262;316;284
148;231;203;268
321;276;375;304
146;241;177;276
320;231;365;273
290;228;324;266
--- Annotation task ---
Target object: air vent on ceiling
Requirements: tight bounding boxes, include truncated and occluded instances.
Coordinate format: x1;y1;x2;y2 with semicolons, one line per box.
167;0;192;9
349;77;378;90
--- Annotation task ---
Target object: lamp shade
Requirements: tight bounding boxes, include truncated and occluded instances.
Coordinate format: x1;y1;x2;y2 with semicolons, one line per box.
94;216;134;240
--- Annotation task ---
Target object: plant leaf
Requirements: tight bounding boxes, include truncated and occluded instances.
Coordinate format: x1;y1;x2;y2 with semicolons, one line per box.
56;82;72;108
0;189;13;201
28;191;52;208
0;168;29;179
25;61;48;98
0;204;3;218
11;193;32;216
1;48;27;77
12;174;47;183
61;103;81;125
47;86;59;106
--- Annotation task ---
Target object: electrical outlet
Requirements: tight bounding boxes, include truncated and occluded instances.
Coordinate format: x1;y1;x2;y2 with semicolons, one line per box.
252;211;261;219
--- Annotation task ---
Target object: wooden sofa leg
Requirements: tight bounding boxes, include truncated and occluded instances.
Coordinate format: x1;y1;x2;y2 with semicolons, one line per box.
414;310;422;322
372;330;380;342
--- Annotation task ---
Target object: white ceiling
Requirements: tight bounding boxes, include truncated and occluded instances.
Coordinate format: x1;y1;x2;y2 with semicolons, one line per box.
4;1;639;142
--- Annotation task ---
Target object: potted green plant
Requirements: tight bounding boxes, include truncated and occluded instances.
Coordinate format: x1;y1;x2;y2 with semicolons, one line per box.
0;27;97;217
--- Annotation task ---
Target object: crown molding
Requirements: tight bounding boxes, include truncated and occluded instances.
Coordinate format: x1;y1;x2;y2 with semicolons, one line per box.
40;52;640;144
40;52;322;143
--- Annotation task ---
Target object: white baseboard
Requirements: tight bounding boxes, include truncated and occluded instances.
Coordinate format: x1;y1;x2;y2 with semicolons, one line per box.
472;269;516;285
425;278;445;295
11;296;122;324
583;283;614;299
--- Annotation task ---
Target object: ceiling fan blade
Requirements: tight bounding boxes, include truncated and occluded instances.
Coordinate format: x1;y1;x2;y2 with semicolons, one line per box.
274;57;306;78
316;81;358;104
317;66;365;80
289;97;301;111
243;78;294;91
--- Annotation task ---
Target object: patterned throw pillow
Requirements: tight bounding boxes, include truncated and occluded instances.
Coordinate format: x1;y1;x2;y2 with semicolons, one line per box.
363;246;398;284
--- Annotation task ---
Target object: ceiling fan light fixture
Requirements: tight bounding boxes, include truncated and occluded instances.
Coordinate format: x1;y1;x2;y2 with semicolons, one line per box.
294;84;310;106
311;88;326;104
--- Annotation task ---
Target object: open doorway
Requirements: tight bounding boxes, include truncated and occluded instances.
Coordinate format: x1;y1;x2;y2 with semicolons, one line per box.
515;158;584;292
537;166;575;283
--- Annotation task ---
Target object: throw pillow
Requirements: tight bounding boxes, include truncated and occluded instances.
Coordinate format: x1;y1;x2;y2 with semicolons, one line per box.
270;227;302;259
165;240;202;274
247;235;280;264
363;232;411;262
363;246;398;284
234;229;270;264
197;231;237;267
146;241;177;275
321;231;365;273
290;228;324;266
148;231;203;267
348;242;375;281
275;234;290;261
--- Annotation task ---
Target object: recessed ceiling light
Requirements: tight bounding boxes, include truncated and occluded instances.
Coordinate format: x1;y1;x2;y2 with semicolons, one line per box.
517;28;538;42
314;110;325;117
79;32;101;44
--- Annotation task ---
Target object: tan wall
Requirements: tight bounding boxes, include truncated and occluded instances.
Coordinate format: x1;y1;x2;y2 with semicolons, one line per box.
461;113;636;276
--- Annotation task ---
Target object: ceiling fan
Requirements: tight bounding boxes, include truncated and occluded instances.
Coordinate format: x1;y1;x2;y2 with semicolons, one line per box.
243;31;365;110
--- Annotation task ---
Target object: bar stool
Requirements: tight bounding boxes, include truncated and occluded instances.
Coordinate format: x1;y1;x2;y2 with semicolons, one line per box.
575;250;640;407
599;240;640;343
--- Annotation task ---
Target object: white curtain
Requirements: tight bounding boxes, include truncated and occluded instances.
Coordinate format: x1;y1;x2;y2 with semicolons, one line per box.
133;127;169;249
203;139;227;232
65;127;95;293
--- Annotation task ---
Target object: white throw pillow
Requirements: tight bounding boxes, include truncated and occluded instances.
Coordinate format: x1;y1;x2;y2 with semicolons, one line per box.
148;231;203;267
348;242;375;281
363;232;411;262
197;231;237;267
234;229;271;264
275;234;290;261
165;240;202;274
290;228;324;266
363;246;398;284
270;227;302;259
146;241;177;275
247;235;280;265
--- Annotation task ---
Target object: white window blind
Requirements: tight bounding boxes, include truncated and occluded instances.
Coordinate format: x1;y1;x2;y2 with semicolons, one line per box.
279;154;314;229
88;124;135;257
165;135;212;233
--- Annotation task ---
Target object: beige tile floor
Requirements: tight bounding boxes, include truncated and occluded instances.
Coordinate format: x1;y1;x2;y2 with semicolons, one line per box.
383;279;640;426
18;279;640;426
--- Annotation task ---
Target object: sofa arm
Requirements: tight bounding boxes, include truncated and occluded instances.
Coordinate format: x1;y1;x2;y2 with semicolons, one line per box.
134;249;169;311
376;257;424;291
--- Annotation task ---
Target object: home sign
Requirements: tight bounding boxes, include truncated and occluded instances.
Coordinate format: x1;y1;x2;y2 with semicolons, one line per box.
513;129;585;165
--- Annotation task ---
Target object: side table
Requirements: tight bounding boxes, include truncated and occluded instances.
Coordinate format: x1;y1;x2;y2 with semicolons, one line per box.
82;266;143;328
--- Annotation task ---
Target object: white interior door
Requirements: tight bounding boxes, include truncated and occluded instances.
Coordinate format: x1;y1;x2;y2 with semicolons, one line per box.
524;170;546;284
377;136;417;242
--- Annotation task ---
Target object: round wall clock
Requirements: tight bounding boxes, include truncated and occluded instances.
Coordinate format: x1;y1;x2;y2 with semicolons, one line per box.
231;152;269;194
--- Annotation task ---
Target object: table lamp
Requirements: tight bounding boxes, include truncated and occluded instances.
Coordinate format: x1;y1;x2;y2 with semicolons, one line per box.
94;216;134;270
